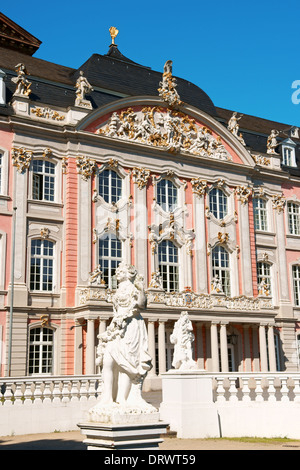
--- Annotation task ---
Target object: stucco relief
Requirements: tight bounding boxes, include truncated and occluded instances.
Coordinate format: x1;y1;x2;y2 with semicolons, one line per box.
96;106;231;160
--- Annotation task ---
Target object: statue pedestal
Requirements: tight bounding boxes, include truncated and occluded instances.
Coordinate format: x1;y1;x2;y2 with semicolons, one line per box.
159;371;220;438
78;420;168;450
78;403;168;450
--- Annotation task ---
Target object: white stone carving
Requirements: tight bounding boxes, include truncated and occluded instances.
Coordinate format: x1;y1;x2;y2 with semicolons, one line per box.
97;106;231;160
89;262;156;422
158;60;182;107
148;270;164;290
227;112;246;146
272;193;285;213
170;311;197;370
89;265;104;286
131;167;151;189
31;106;65;121
267;130;280;154
11;147;33;173
235;185;252;205
11;63;32;97
76;156;96;180
211;274;223;294
75;71;93;109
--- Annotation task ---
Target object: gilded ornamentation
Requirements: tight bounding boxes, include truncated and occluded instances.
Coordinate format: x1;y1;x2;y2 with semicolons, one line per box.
11;63;31;97
148;270;164;290
31;106;65;121
252;154;270;166
40;227;50;239
97;106;231;159
272;193;285;213
258;278;270;297
191;178;208;197
11;147;33;173
218;232;229;244
43;148;52;158
235;185;252;204
62;156;68;174
76;156;96;180
89;265;104;286
158;60;182;107
109;26;119;45
131;167;151;189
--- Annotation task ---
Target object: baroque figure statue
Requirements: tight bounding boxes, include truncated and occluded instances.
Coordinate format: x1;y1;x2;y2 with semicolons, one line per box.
267;129;280;154
75;71;93;107
89;262;155;420
11;63;31;97
227;112;246;146
170;311;197;370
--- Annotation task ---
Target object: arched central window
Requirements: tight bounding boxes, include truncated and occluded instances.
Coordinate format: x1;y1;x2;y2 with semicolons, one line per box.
28;327;54;375
99;169;122;204
212;245;230;296
30;239;54;291
99;233;122;289
32;160;55;202
158;240;179;292
157;179;178;212
209;188;228;219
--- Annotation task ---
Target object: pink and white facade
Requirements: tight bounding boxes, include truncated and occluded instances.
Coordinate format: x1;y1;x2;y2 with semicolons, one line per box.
1;14;300;388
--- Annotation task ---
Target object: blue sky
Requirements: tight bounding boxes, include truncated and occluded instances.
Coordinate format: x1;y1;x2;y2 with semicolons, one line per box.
2;0;300;126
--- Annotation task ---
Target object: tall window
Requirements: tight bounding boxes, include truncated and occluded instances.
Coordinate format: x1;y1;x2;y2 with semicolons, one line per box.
32;160;55;201
212;245;230;296
30;239;54;291
253;198;268;231
287;202;300;235
257;262;272;296
99;234;122;289
157;179;178;212
209;188;228;219
158;240;179;292
282;147;295;167
28;327;54;375
292;265;300;306
99;169;122;204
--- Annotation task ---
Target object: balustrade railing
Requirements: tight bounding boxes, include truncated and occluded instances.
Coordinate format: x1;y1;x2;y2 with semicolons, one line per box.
0;375;102;406
213;373;300;403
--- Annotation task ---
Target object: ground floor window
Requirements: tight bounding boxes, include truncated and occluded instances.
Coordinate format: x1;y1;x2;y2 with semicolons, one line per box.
28;327;54;375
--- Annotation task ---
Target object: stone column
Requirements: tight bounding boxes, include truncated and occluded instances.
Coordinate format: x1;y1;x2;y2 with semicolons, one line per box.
78;175;91;287
196;323;205;370
210;321;219;372
147;319;156;376
86;319;95;374
220;322;229;372
158;319;167;374
252;325;260;372
74;323;83;375
259;323;268;372
267;323;277;372
99;318;107;335
243;325;252;372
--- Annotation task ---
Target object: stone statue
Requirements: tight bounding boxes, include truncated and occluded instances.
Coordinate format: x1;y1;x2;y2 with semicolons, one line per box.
267;129;279;154
158;60;182;107
11;63;31;97
89;262;156;421
170;311;197;370
75;71;93;108
227;112;246;146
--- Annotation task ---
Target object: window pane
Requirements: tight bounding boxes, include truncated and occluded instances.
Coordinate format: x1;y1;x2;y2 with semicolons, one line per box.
30;239;54;291
209;188;228;219
158;240;179;292
98;234;122;288
157;179;178;212
212;246;230;296
99;169;122;204
28;327;54;375
32;160;55;201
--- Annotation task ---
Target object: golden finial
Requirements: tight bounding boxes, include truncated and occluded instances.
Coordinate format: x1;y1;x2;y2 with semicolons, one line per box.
109;26;119;46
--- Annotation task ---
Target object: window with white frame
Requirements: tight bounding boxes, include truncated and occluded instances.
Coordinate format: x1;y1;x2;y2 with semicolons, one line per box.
28;327;54;375
32;160;55;202
257;261;272;296
209;188;228;220
287;202;300;235
30;239;54;291
292;265;300;306
157;179;178;212
98;233;122;289
158;240;179;292
282;146;296;167
211;245;231;296
253;197;268;231
98;169;122;204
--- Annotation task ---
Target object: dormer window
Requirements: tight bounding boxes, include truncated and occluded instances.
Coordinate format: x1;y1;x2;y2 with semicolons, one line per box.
281;139;297;167
0;69;5;106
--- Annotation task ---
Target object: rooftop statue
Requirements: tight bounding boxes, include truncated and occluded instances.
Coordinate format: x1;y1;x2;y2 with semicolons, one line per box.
89;262;156;422
75;71;93;108
158;60;182;107
267;129;280;154
11;63;31;97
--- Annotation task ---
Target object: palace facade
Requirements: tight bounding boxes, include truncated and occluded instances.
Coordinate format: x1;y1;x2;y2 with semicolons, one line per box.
1;13;300;387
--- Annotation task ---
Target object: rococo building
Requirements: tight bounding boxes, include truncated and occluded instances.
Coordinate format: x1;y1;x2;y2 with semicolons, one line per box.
1;12;300;388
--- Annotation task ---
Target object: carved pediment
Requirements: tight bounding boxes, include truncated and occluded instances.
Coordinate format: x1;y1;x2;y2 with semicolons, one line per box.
95;105;232;161
0;12;41;55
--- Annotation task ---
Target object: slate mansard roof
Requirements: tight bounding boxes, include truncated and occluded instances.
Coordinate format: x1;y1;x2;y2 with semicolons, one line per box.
0;13;299;174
